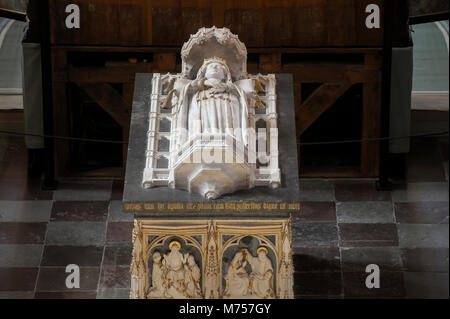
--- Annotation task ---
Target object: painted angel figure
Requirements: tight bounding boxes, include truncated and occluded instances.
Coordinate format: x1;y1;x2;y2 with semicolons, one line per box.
163;57;263;151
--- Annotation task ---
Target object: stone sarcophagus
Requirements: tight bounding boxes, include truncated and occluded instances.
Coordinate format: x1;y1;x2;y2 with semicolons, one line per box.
142;27;280;199
124;27;300;299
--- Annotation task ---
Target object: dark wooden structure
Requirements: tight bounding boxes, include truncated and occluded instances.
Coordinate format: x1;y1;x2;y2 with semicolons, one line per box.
46;0;401;179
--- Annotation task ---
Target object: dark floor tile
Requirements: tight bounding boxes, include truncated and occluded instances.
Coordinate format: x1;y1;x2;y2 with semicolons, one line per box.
336;202;394;223
0;244;44;267
298;180;335;202
111;180;124;200
0;161;27;180
293;272;342;296
391;182;449;202
341;247;402;272
0;141;27;180
36;267;100;291
45;221;106;246
339;224;399;247
401;248;449;272
0;222;47;244
0;200;53;222
106;222;133;245
97;288;130;299
0;137;27;162
335;181;391;202
53;181;112;201
41;246;104;267
0;268;38;291
51;201;108;222
34;291;98;299
398;224;449;248
99;266;131;289
403;272;449;299
410;111;449;137
406;139;446;182
102;246;133;266
292;202;336;223
108;200;133;222
0;291;35;299
26;179;54;200
0;179;53;200
292;223;338;248
394;202;449;224
343;271;405;298
292;248;340;272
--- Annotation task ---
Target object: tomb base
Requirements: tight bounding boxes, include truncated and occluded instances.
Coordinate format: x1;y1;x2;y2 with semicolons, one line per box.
130;218;294;299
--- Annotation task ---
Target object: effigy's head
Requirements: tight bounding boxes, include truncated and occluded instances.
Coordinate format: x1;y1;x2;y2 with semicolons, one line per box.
196;57;232;82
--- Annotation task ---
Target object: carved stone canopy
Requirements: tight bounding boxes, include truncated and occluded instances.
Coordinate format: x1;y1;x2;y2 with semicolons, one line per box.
181;26;248;81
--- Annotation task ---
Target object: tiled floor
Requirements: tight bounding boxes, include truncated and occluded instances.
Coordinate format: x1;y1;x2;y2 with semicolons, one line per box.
0;134;448;299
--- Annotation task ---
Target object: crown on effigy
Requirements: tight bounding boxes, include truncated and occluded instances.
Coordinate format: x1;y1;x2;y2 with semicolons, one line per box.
203;56;227;66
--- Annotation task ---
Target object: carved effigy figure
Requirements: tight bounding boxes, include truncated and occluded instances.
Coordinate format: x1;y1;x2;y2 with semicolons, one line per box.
164;57;251;150
245;247;275;299
147;251;166;298
223;249;250;298
184;255;202;298
143;27;281;199
163;241;188;298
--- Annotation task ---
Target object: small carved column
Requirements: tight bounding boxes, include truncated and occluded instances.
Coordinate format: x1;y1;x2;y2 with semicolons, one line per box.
130;220;147;299
279;219;294;299
205;220;220;298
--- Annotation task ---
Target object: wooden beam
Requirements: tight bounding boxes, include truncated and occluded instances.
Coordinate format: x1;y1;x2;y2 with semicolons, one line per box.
152;53;177;72
286;64;380;83
76;83;129;129
259;53;282;73
68;64;152;83
297;82;352;136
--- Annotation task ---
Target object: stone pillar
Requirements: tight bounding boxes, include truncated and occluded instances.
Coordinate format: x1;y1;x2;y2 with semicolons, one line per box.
130;220;146;299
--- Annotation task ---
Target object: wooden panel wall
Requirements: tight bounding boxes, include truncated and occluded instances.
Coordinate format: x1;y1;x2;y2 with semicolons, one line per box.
49;0;384;47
